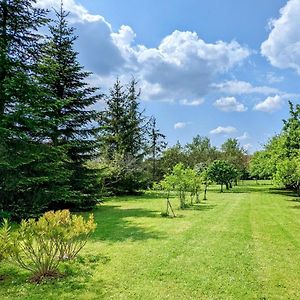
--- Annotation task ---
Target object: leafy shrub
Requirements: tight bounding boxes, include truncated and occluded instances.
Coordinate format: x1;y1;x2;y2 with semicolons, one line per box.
5;210;96;281
0;219;11;262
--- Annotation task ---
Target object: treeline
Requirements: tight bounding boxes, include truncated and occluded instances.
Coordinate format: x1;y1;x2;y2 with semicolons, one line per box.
0;1;165;219
155;136;249;182
250;102;300;195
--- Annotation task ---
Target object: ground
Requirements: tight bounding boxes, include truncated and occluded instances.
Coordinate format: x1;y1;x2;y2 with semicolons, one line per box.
1;181;300;299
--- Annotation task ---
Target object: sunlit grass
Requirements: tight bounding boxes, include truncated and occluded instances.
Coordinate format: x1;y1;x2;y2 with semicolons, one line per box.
1;181;300;299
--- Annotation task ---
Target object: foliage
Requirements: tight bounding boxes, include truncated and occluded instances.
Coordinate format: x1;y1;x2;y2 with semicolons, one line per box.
220;138;248;180
207;160;238;192
161;163;202;208
36;5;102;210
0;219;10;262
3;210;96;281
249;101;300;194
0;0;60;219
98;79;150;194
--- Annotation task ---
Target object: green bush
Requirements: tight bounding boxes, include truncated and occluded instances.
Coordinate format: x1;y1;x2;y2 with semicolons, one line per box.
2;210;96;282
0;219;11;262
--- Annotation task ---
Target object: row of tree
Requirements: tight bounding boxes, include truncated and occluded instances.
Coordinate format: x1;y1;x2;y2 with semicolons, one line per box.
153;136;249;183
250;102;300;195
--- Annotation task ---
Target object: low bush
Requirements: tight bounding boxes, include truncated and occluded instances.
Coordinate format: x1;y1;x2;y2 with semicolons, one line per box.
0;210;96;282
0;219;11;262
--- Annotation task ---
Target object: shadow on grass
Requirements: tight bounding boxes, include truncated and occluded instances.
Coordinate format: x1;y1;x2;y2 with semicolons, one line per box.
91;205;166;243
184;203;216;211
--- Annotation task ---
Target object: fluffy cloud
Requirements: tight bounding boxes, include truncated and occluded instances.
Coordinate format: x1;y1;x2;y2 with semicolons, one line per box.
180;99;204;106
210;126;237;135
35;0;108;24
253;95;284;112
212;80;280;95
174;122;188;129
261;0;300;74
36;1;252;103
214;96;247;112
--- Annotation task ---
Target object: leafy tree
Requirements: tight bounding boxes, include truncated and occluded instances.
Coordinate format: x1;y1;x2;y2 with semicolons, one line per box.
207;160;238;192
185;135;218;168
249;151;273;180
221;138;247;181
160;142;187;174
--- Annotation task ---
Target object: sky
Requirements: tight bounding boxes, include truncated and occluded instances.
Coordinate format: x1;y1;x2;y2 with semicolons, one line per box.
36;0;300;152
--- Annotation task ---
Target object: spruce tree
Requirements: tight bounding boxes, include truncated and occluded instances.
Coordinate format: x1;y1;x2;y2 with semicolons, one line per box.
36;4;102;210
0;0;69;219
98;79;149;194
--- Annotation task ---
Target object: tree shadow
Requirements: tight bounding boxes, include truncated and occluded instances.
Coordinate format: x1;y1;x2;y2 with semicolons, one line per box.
269;188;299;198
184;203;216;211
91;205;166;243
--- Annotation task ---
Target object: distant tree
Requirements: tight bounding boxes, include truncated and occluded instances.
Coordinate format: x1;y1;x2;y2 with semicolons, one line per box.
249;151;272;180
160;142;187;174
147;117;167;182
185;135;219;168
221;138;247;182
98;79;149;194
207;160;238;192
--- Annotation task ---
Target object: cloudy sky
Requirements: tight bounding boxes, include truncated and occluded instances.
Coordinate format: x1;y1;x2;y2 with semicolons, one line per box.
37;0;300;152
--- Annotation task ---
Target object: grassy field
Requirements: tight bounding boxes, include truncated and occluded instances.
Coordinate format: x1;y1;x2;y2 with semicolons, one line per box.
1;181;300;299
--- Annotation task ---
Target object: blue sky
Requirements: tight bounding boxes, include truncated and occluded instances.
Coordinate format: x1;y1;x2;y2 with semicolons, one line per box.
37;0;300;152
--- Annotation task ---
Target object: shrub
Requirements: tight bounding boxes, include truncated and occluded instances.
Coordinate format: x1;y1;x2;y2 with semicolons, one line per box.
0;219;11;262
6;210;96;281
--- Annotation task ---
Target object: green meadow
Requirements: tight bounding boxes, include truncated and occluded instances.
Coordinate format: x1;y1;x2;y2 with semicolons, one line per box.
1;181;300;300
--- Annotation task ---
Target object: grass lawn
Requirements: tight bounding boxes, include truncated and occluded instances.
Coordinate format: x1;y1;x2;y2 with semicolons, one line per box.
1;181;300;299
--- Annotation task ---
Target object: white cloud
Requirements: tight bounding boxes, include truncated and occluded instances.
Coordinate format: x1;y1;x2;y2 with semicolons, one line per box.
237;132;250;140
214;96;247;112
36;0;109;24
261;0;300;74
266;72;284;84
174;122;188;129
129;31;250;102
210;126;237;135
180;99;204;106
212;80;280;95
36;0;251;103
253;95;284;112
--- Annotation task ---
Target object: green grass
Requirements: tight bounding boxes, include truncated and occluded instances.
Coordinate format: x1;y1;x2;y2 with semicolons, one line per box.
1;181;300;299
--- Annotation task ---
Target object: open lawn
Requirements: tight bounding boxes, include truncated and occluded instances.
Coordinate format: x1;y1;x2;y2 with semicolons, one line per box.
1;181;300;299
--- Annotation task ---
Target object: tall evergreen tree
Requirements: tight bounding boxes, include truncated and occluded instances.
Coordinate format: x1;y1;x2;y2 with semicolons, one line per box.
98;78;149;194
0;0;69;219
36;4;102;210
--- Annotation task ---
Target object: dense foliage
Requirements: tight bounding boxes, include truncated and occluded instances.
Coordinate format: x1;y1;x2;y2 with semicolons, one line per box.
0;210;96;281
250;101;300;195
